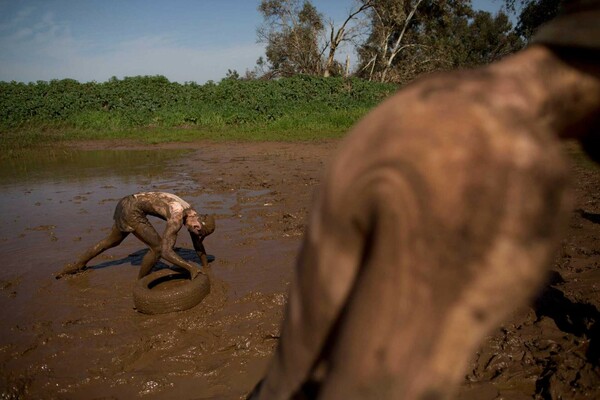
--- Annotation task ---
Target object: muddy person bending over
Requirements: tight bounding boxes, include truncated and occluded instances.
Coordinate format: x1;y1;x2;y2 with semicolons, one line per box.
249;2;600;400
56;192;215;280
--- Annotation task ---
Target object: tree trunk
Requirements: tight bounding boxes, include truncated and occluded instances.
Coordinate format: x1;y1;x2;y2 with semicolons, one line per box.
380;0;423;82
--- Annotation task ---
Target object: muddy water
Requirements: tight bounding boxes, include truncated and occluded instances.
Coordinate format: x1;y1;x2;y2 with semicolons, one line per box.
0;149;188;277
0;143;324;399
2;141;598;399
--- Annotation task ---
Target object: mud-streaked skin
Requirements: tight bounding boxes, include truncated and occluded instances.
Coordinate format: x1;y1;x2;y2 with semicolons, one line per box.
250;46;600;400
56;192;216;280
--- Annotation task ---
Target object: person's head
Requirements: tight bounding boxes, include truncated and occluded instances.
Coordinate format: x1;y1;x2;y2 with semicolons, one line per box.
185;210;216;237
529;0;600;160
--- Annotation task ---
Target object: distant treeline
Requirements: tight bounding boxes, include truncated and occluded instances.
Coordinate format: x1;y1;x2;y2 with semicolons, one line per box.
0;75;397;131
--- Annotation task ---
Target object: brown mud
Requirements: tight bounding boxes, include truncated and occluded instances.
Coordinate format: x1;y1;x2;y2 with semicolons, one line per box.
0;140;598;399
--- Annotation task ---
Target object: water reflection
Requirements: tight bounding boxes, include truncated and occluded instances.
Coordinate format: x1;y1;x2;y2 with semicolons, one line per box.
0;148;198;279
0;148;190;184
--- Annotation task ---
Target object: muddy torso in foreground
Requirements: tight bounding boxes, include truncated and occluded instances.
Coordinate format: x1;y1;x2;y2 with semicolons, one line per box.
250;45;597;399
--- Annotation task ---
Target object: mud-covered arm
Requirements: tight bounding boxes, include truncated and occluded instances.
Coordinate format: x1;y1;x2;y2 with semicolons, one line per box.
161;215;202;278
190;232;209;267
253;190;365;399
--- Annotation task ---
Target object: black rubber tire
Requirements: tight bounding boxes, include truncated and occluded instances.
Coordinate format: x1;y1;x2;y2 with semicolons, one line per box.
133;269;210;315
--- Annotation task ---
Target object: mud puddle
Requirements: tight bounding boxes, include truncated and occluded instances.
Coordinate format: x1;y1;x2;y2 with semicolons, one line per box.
0;142;329;399
0;140;598;399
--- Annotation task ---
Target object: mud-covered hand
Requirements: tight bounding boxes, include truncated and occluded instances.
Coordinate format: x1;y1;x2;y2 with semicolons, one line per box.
190;231;210;268
189;266;202;280
162;221;204;280
161;246;205;280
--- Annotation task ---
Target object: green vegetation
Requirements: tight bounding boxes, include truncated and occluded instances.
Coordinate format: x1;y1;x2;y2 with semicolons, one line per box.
1;0;560;152
0;75;397;151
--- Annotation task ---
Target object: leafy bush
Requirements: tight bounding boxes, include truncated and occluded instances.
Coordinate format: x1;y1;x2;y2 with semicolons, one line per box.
0;75;397;131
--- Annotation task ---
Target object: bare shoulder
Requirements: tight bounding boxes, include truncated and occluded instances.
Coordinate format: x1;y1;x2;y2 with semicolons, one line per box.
346;67;568;177
324;68;572;229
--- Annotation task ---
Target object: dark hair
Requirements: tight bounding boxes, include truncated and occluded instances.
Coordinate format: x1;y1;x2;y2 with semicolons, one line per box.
201;214;216;235
581;131;600;163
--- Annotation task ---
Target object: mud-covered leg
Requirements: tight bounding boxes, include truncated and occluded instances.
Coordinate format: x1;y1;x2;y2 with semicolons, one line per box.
56;224;128;278
132;223;162;279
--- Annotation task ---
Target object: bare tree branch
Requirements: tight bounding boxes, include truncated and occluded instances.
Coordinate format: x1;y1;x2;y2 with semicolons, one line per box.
324;1;374;76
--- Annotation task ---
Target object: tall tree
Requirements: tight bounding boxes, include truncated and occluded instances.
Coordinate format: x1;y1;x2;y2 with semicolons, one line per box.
357;0;473;82
257;0;374;78
258;0;325;77
357;0;523;84
513;0;562;40
323;1;375;77
445;10;524;67
356;0;416;82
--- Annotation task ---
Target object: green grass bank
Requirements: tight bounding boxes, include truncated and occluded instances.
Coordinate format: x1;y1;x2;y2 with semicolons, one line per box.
0;75;398;152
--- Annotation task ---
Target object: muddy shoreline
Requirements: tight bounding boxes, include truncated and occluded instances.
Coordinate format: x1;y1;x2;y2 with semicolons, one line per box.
0;140;598;399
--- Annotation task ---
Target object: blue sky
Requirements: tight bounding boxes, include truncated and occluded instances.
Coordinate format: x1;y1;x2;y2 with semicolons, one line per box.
0;0;506;84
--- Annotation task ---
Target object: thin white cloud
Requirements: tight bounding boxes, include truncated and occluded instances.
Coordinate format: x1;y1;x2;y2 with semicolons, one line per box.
0;9;264;83
0;30;264;83
12;27;33;40
72;37;264;83
0;5;36;31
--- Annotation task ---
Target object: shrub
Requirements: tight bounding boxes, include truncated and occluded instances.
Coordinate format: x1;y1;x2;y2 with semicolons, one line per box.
0;75;397;132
